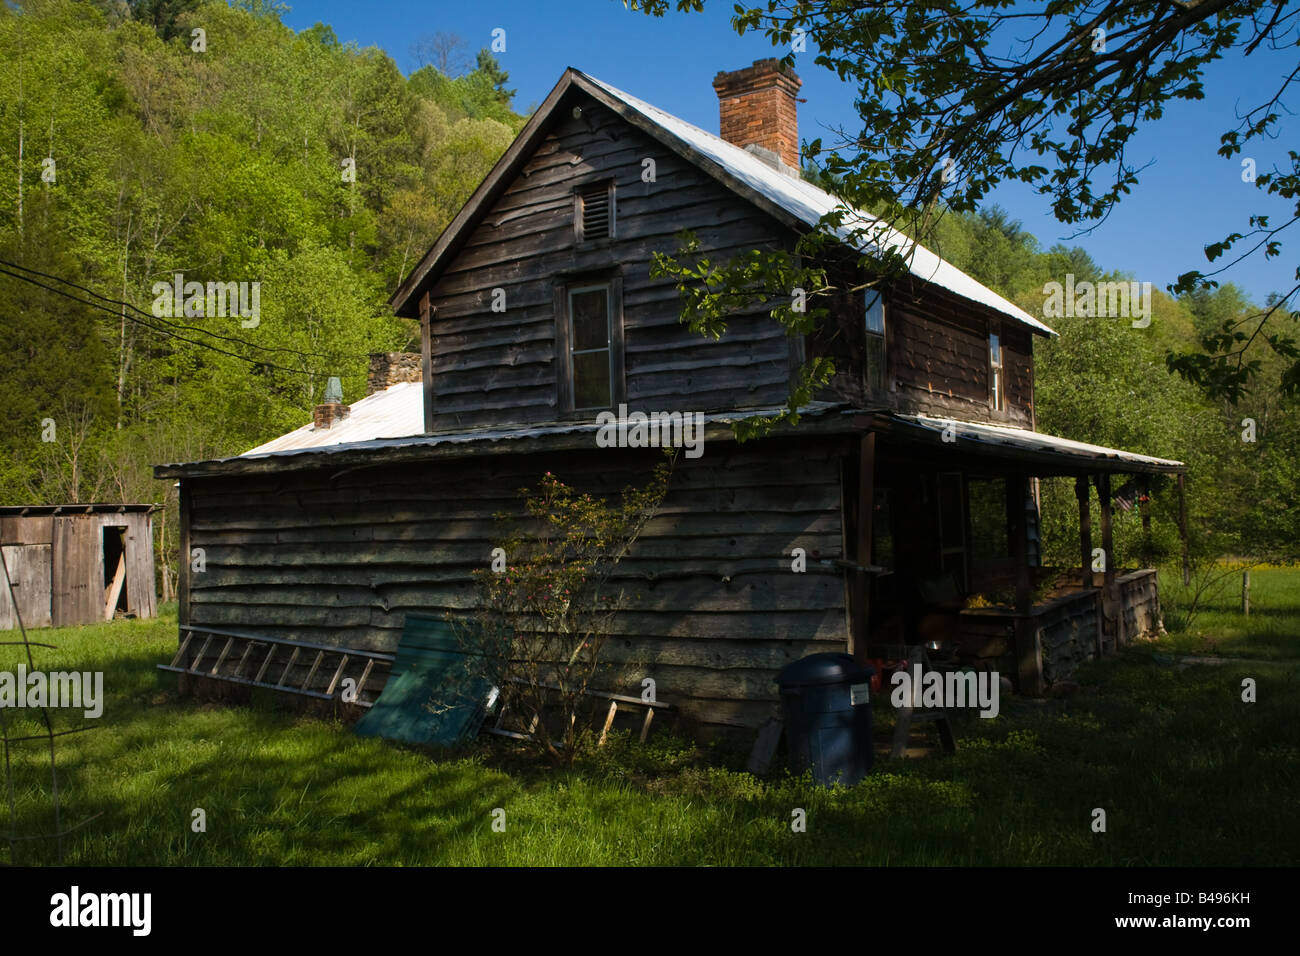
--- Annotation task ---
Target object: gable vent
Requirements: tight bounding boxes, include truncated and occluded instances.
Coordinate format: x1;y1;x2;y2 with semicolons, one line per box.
577;181;614;241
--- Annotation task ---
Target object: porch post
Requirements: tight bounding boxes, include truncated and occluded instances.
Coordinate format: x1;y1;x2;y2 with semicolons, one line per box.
850;432;876;665
1011;472;1042;696
1139;475;1152;567
177;479;191;631
419;291;434;435
1177;472;1189;586
1097;472;1118;652
1075;475;1092;589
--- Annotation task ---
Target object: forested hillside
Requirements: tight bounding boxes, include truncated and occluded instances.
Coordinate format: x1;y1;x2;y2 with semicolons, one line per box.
1;0;1295;599
0;0;521;538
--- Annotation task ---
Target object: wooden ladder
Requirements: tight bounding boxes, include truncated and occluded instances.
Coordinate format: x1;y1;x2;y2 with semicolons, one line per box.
158;625;394;707
483;677;670;746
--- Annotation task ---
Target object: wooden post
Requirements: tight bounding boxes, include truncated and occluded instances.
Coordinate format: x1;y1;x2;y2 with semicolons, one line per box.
851;432;876;665
177;480;191;631
1075;475;1092;589
419;291;434;435
1242;569;1250;617
1097;473;1119;651
1177;473;1189;586
1011;473;1041;696
1139;475;1152;567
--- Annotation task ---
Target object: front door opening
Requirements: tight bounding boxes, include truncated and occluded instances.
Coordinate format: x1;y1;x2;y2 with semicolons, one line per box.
103;526;129;618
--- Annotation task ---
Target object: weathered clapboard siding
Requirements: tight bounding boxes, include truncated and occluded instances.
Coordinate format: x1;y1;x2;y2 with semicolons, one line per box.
0;544;52;629
887;286;1035;427
423;93;799;431
183;438;850;728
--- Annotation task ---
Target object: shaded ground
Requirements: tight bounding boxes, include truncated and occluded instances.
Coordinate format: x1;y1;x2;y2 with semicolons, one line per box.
1;580;1297;866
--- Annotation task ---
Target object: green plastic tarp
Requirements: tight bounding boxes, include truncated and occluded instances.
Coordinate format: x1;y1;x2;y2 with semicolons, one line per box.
353;614;495;747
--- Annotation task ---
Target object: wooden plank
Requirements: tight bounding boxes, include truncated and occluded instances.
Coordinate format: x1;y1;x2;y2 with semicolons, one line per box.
0;516;53;545
189;634;214;674
253;645;277;684
1177;472;1189;586
232;640;255;678
103;552;126;621
353;659;376;700
210;637;236;676
178;481;192;631
276;647;301;687
1098;472;1117;652
0;543;52;630
1075;475;1092;589
51;516;99;627
1011;473;1042;696
420;291;435;434
851;432;875;664
124;512;157;620
302;650;325;691
168;631;194;669
325;654;351;696
745;716;783;775
598;700;618;746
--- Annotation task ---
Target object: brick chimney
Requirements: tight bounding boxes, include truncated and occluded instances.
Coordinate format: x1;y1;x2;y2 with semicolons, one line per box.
313;375;350;429
366;351;422;395
713;59;802;171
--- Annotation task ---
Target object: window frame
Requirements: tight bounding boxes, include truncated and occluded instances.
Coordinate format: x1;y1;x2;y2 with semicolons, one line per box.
864;289;887;393
555;274;625;416
989;327;1005;412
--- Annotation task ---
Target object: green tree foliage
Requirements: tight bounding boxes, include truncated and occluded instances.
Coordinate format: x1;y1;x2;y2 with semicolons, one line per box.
0;0;523;591
636;0;1300;404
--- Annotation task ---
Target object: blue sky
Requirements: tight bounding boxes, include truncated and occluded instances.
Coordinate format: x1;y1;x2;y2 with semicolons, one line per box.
279;0;1296;305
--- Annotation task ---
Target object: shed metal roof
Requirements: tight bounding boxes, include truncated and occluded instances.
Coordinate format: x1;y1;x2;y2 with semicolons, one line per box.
0;503;158;516
880;413;1185;475
155;394;1182;480
243;381;424;456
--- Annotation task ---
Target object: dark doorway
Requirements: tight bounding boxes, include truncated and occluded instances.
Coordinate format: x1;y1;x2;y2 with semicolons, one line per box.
102;526;128;617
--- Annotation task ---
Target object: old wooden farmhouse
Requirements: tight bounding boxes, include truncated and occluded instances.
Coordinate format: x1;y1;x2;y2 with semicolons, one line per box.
155;61;1184;732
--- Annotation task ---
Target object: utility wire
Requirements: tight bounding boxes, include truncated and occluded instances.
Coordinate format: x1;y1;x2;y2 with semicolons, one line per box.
0;256;330;363
0;265;315;377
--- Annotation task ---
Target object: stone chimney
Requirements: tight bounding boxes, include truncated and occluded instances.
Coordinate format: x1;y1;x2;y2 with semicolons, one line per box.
366;351;422;395
713;59;802;171
313;376;350;429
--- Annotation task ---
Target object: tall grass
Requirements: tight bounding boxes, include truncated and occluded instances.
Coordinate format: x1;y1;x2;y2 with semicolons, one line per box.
2;590;1297;866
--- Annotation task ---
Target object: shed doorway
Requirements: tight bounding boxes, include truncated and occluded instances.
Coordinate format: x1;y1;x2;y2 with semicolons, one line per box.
103;525;129;619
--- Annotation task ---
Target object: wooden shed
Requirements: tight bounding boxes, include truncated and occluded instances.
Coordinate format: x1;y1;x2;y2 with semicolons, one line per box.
0;504;158;630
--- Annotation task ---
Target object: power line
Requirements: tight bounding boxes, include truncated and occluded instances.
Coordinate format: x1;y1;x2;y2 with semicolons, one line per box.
0;265;314;376
0;256;330;363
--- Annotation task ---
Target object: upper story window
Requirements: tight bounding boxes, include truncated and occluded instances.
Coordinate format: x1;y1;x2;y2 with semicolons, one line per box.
575;181;615;242
989;331;1004;411
557;276;625;414
864;290;885;392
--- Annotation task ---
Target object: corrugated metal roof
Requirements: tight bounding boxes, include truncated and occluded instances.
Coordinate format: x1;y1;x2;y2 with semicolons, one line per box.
242;381;424;456
894;414;1184;471
577;71;1056;338
156;403;852;476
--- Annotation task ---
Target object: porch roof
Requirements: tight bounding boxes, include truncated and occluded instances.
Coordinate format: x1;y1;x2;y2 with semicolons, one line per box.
868;413;1185;476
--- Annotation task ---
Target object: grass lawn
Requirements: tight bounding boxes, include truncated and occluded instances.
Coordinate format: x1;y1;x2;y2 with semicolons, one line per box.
1156;565;1300;661
2;584;1298;867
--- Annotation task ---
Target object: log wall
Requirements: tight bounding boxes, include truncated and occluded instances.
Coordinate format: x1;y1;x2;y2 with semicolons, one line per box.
182;438;852;729
422;92;799;431
888;286;1035;428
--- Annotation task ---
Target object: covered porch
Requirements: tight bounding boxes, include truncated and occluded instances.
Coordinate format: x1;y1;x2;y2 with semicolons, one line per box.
844;413;1186;695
